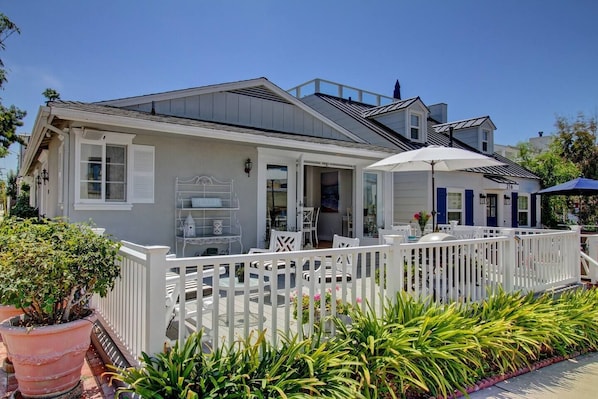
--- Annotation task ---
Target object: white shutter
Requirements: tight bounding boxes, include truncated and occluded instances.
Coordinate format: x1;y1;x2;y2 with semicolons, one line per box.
131;145;154;203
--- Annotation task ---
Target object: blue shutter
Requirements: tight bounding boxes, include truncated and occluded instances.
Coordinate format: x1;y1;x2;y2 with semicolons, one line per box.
437;187;447;224
465;189;474;225
511;192;519;227
531;194;537;227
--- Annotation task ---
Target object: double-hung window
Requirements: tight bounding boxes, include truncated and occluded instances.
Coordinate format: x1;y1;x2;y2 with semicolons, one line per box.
447;191;463;224
482;130;490;153
410;113;421;140
80;142;126;202
518;195;529;226
75;129;154;210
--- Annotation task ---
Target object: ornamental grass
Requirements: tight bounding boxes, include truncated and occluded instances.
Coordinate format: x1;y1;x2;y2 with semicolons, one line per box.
111;287;598;399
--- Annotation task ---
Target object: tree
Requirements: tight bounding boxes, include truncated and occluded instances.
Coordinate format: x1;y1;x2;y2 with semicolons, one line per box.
0;13;26;158
554;114;598;180
519;114;598;226
42;88;60;104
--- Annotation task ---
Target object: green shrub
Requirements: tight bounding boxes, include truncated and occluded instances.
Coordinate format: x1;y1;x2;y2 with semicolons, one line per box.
0;218;121;325
110;288;598;399
110;330;358;398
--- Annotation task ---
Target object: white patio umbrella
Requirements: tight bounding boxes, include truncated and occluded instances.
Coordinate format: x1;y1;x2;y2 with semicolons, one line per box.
366;145;505;230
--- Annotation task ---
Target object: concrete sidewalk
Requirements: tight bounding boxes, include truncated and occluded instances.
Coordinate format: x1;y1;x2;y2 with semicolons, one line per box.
468;351;598;398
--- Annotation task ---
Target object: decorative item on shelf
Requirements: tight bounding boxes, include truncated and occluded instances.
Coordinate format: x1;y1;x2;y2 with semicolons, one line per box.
504;195;511;205
212;219;223;235
184;214;196;237
244;158;252;177
412;210;431;235
479;193;487;204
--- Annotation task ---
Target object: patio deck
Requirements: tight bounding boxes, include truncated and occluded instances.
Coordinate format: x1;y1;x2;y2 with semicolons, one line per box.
94;227;588;366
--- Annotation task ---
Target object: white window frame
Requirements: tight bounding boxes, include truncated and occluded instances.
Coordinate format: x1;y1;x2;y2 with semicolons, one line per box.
482;129;490;153
518;194;529;227
74;130;135;211
447;189;464;225
409;112;423;142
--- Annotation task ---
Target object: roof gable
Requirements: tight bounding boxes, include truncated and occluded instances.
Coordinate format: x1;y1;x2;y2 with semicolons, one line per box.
97;78;365;144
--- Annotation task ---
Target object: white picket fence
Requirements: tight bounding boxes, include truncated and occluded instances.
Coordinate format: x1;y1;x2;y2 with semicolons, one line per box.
93;228;582;364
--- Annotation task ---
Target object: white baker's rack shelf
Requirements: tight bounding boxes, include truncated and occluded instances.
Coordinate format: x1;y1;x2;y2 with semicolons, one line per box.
174;175;242;257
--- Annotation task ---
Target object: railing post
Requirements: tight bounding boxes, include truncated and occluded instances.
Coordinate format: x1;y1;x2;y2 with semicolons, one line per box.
586;235;598;283
385;235;404;304
500;229;516;293
144;245;171;356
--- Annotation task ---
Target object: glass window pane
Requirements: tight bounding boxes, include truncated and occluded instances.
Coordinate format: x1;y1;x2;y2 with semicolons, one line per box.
106;145;126;164
106;182;126;201
363;173;379;237
518;196;528;210
518;212;528;226
266;165;288;235
448;192;462;209
410;128;419;139
411;114;419;126
81;182;101;199
107;164;126;183
81;143;102;160
447;212;462;224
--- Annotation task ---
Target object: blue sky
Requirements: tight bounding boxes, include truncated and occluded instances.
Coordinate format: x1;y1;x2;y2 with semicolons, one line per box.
1;0;597;175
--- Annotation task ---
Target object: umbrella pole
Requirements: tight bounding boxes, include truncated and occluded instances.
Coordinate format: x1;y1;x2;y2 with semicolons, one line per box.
431;162;436;232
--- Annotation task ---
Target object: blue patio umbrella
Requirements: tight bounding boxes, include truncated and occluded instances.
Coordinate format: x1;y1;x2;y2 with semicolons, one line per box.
536;177;598;196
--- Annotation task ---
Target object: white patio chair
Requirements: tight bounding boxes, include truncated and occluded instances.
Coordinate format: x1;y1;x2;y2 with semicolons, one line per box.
248;229;302;287
165;271;215;342
346;208;354;237
302;234;360;286
302;207;315;247
311;207;320;246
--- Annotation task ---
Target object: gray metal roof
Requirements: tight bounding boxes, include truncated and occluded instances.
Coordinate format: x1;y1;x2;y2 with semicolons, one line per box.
433;116;495;133
48;100;392;154
361;97;421;118
311;95;538;180
315;94;422;152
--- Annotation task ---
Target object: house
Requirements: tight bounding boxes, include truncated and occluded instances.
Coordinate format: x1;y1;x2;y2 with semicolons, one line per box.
19;77;540;253
292;79;541;230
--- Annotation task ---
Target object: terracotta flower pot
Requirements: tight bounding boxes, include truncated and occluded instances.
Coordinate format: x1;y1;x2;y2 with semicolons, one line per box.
0;305;24;324
0;305;25;373
0;312;96;398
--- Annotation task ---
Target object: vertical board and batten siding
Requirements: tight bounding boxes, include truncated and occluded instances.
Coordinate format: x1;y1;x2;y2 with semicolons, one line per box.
124;92;349;141
372;111;406;137
453;127;481;152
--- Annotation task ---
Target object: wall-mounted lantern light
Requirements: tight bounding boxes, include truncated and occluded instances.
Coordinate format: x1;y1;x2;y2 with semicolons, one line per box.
479;193;487;205
504;195;511;206
41;168;49;184
244;158;253;177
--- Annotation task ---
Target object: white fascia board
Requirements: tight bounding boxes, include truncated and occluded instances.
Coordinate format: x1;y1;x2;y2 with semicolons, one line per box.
51;107;389;160
20;106;51;176
96;78;271;106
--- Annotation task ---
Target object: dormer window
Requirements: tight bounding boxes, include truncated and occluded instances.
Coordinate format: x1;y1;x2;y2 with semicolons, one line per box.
482;130;490;152
410;113;421;140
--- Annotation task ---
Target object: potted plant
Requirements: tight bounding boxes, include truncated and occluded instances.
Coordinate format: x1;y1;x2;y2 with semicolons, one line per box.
0;218;121;398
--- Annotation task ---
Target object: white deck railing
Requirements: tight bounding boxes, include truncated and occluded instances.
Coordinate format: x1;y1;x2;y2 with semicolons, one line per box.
93;228;584;363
